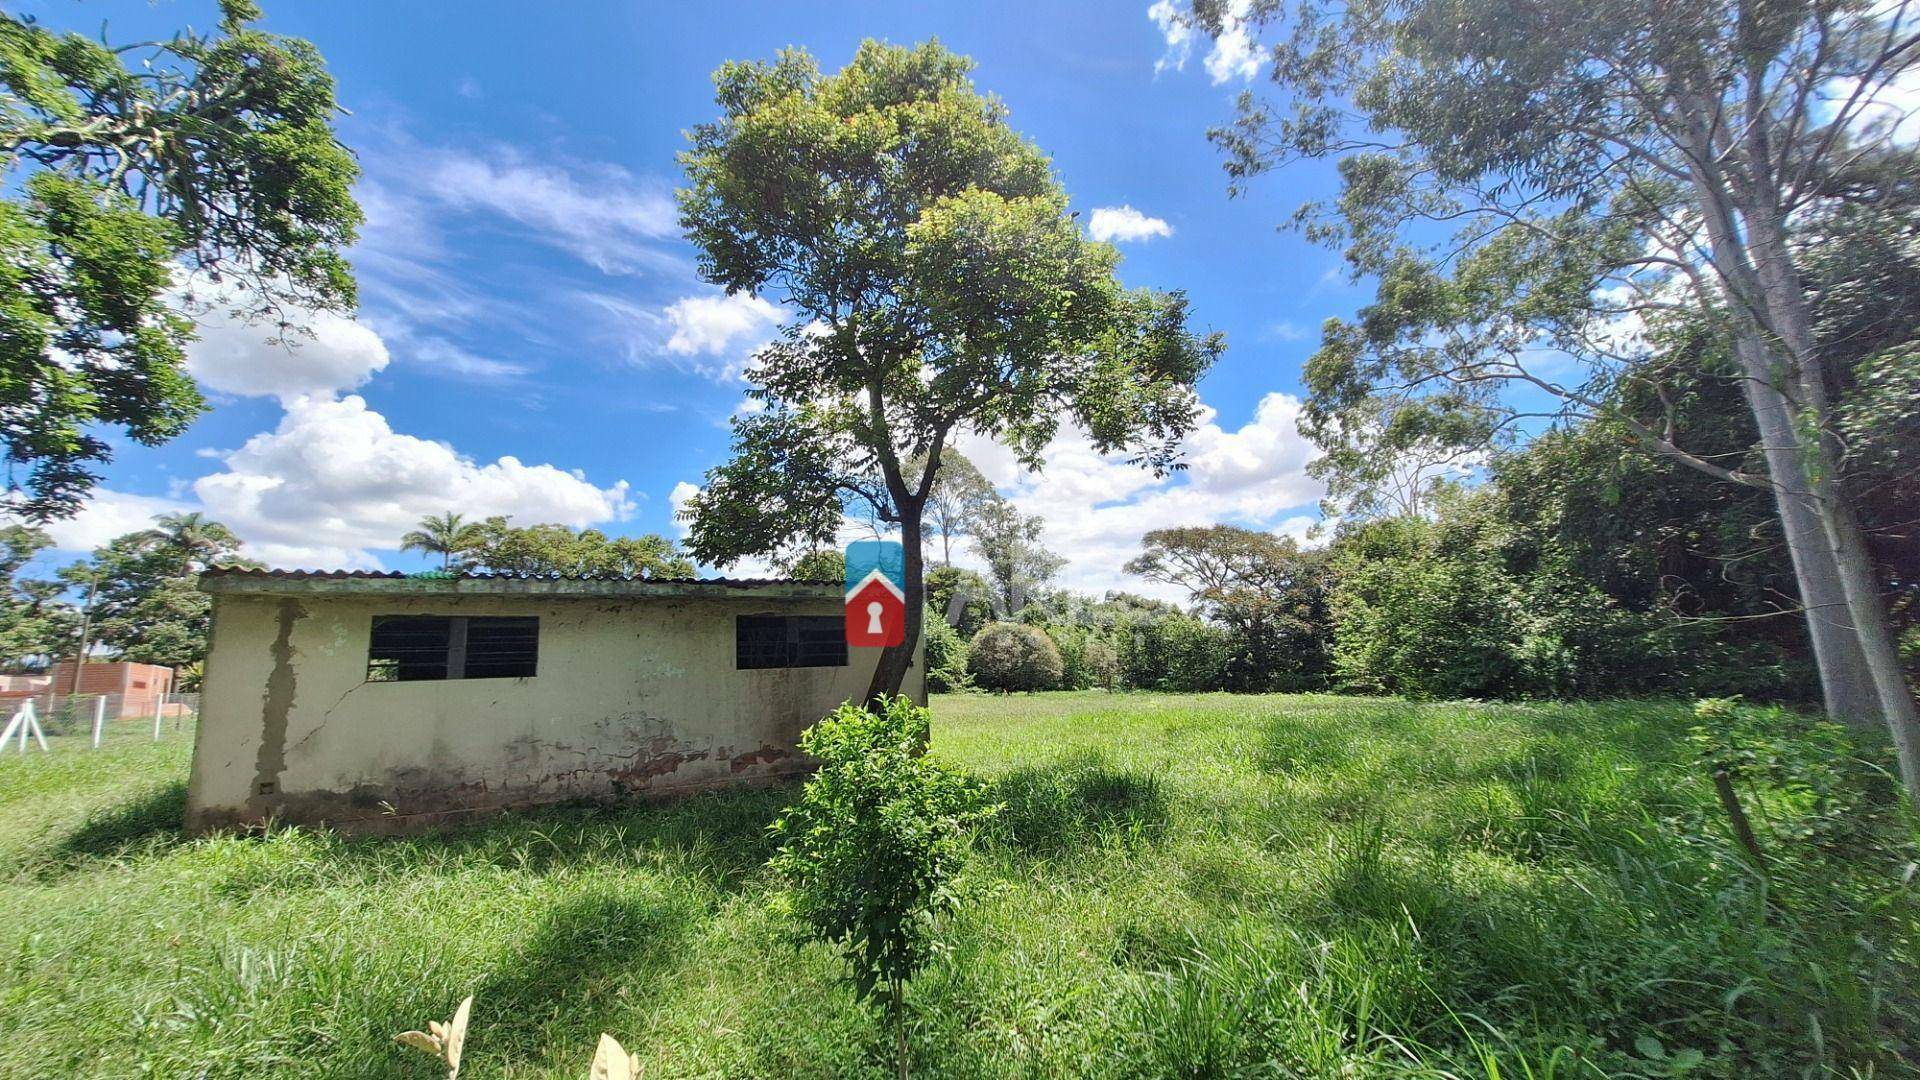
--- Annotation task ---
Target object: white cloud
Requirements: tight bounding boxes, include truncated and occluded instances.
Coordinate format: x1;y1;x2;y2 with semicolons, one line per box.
191;395;633;567
954;392;1324;600
1088;205;1174;243
454;76;483;100
1150;0;1263;86
181;290;390;404
574;290;783;383
1148;0;1194;74
1204;0;1263;85
664;293;784;356
40;489;192;553
417;144;680;274
1266;321;1308;342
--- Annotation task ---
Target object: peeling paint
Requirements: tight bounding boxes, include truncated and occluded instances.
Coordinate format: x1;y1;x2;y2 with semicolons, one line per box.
186;591;923;833
247;599;305;814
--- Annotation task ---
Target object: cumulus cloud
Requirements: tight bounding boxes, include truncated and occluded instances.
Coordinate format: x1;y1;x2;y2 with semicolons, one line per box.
180;291;391;403
664;293;784;356
1088;205;1174;243
40;489;192;553
572;290;784;383
1203;0;1263;84
193;395;633;567
955;392;1324;599
1148;0;1194;74
1148;0;1263;86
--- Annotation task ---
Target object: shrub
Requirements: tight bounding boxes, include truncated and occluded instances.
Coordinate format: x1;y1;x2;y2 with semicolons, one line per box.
767;696;996;1078
922;614;973;693
968;622;1063;691
1116;614;1230;691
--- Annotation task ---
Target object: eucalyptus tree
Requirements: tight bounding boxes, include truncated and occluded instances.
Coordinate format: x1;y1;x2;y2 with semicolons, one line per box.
1177;0;1920;797
916;449;994;567
969;493;1065;618
0;1;360;519
678;41;1221;702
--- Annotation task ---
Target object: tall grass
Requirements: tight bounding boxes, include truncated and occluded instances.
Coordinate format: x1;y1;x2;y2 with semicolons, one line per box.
0;693;1911;1077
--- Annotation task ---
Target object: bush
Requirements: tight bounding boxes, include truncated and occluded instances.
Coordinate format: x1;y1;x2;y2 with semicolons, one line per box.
922;614;973;693
968;622;1064;692
767;696;996;1077
1116;614;1230;691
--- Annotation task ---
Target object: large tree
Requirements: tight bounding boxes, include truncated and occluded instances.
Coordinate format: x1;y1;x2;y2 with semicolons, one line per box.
1127;524;1332;690
1177;0;1920;798
84;513;254;667
0;1;360;519
0;524;71;666
916;449;993;567
678;41;1221;702
970;493;1064;618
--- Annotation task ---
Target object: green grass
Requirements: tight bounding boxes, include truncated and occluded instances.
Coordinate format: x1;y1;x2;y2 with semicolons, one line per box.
0;693;1913;1077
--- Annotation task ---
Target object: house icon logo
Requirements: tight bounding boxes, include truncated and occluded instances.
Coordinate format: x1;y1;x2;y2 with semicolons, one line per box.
844;540;906;647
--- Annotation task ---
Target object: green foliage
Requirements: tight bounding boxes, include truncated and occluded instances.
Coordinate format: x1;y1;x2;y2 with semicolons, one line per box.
967;622;1063;692
0;524;69;665
678;39;1218;700
766;696;995;1073
925;565;994;639
1688;697;1912;881
1114;612;1230;692
83;512;256;667
779;548;845;584
1127;524;1333;691
0;6;360;517
970;494;1065;616
921;615;973;694
400;512;487;572
463;517;694;579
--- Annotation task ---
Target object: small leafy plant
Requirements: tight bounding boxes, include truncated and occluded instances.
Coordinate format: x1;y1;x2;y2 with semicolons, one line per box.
767;695;997;1079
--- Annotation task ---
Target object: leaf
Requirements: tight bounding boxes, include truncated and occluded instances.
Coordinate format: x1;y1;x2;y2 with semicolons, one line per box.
590;1033;642;1080
394;1030;442;1057
443;995;473;1077
1635;1034;1667;1059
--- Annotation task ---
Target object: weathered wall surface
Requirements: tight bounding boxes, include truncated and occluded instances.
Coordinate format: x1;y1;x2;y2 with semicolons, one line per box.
186;594;923;832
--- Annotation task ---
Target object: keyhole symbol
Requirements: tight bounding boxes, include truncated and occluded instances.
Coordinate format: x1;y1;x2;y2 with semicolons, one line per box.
866;601;885;635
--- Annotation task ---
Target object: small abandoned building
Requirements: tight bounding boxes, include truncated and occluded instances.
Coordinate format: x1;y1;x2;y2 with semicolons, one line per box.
0;661;177;718
185;569;922;832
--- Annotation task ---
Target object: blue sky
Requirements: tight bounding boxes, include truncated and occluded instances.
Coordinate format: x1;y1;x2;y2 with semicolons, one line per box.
23;1;1364;596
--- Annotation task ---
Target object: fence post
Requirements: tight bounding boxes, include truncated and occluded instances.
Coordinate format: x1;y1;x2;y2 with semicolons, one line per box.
91;694;106;749
152;693;163;741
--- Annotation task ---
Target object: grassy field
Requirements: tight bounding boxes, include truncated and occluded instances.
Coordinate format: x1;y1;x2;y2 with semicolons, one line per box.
0;693;1913;1078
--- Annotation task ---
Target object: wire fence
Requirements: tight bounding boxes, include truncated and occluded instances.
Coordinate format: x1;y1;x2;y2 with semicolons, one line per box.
0;691;199;753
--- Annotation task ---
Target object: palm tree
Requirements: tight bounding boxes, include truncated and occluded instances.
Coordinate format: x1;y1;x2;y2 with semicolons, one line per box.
401;512;485;571
136;512;244;575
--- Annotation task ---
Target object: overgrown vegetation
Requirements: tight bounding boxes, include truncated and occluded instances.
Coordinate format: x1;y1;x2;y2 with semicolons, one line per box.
0;693;1911;1077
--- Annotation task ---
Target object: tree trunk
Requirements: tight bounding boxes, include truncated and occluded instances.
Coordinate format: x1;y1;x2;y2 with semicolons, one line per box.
1678;140;1915;793
864;503;925;707
1731;340;1879;726
1740;199;1920;801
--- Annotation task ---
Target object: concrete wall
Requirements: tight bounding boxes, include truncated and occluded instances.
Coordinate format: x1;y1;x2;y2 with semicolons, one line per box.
186;592;923;832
